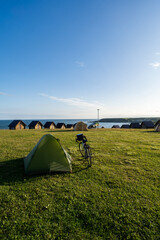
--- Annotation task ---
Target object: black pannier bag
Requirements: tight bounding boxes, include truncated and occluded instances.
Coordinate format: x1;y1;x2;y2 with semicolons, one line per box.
76;134;84;141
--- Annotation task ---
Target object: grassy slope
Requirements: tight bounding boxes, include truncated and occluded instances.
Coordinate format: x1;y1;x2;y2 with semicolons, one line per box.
0;129;160;240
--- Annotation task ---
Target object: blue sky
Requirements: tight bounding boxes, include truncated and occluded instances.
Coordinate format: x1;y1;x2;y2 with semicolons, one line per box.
1;0;160;119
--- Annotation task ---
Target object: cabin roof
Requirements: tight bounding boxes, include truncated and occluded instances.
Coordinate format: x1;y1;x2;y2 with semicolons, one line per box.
8;120;26;127
44;121;56;128
112;125;120;128
56;123;66;128
66;124;73;128
28;121;43;127
130;122;141;128
154;120;160;127
141;121;154;128
121;124;130;128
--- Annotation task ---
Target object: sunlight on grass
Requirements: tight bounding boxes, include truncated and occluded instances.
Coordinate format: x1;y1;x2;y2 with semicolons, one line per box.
0;129;160;239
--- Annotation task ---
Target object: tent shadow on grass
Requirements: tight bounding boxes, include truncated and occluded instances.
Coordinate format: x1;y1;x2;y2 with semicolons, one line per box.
0;157;89;185
0;158;25;185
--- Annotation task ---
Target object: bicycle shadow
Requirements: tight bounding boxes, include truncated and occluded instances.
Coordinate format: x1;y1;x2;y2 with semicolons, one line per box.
71;158;91;173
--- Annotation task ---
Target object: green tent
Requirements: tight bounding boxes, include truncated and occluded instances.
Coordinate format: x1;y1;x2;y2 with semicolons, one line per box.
24;134;72;175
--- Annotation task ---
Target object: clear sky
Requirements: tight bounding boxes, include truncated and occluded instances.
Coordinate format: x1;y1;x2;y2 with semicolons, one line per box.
1;0;160;119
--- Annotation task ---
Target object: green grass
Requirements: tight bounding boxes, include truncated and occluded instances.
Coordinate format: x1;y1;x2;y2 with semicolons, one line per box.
0;128;160;239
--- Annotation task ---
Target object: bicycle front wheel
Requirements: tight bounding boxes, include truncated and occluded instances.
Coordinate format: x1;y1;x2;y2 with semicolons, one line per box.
86;145;92;167
79;142;85;157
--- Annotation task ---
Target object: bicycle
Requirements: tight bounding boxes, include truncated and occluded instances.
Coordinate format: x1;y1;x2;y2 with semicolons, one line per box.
76;133;92;167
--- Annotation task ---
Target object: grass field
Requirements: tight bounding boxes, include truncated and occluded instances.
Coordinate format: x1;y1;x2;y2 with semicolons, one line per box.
0;128;160;239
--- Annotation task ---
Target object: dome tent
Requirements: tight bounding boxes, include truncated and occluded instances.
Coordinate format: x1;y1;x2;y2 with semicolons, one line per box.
74;121;88;131
24;134;72;175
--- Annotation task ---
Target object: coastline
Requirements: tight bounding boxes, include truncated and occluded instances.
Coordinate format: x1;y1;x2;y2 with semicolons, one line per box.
1;117;159;130
0;119;129;130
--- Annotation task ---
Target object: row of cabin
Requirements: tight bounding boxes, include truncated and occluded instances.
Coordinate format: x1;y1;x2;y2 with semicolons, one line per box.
8;120;74;130
112;120;159;129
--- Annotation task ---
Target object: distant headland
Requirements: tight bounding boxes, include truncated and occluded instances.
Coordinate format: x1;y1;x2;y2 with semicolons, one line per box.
99;117;160;123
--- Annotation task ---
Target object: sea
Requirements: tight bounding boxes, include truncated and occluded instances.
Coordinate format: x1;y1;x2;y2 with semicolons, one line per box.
0;119;129;130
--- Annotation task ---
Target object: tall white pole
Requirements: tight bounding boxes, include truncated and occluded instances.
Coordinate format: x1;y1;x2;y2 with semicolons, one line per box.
97;109;100;128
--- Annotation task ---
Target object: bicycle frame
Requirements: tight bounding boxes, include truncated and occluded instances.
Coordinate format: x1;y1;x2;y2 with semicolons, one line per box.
76;134;92;167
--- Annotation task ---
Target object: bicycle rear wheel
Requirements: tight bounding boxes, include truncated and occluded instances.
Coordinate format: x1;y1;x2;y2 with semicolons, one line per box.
79;142;85;157
86;145;92;167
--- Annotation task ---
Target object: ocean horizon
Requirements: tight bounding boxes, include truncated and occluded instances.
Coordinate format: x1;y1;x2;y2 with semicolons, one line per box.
0;119;129;130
